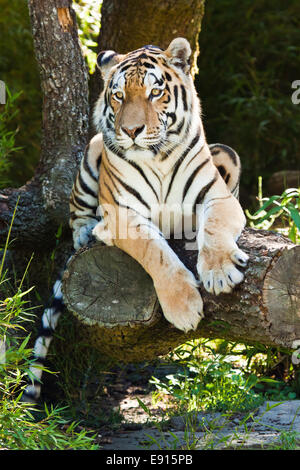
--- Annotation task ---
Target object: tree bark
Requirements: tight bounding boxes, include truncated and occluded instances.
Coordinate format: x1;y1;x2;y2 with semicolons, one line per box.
0;0;89;248
62;228;300;362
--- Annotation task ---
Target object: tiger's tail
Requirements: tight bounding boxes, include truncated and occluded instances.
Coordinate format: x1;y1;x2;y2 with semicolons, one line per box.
22;273;66;403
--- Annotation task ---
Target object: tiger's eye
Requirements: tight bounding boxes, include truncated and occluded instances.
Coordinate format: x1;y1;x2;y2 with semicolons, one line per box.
151;88;162;97
114;91;123;100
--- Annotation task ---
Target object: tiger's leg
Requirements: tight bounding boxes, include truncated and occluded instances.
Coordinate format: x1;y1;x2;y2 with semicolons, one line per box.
93;207;203;332
196;168;248;296
69;133;103;249
209;143;241;199
23;134;103;402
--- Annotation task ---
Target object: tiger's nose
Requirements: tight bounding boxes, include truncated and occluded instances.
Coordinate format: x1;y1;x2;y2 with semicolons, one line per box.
122;125;145;140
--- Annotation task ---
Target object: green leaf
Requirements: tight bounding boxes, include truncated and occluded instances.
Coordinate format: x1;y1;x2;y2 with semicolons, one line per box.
256;205;282;222
288;205;300;230
254;195;280;215
136;397;151;416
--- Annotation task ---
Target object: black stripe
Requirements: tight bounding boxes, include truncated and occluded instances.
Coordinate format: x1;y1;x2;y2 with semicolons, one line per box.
103;92;109;114
167;117;185;136
166;112;177;127
51;297;64;311
182;158;210;201
96;153;102;169
119;63;133;74
104;183;151;221
147;166;162;184
83;151;98;182
127;161;159;202
165;133;201;201
102;161;120;193
143;62;155;69
99;51;117;66
73;193;97;211
165;158;185;201
211;144;238;166
70;196;86;211
216;165;226;178
174;85;178;110
180;85;188;111
37;326;54;338
184;142;205;170
192;172;218;213
109;171;151;211
78;173;98;199
30;356;48;366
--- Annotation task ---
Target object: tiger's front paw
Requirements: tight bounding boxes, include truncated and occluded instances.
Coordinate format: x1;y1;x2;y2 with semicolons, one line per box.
73;219;99;251
197;246;249;295
155;268;203;333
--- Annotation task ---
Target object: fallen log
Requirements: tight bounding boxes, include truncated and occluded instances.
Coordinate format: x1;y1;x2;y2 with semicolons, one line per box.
62;228;300;362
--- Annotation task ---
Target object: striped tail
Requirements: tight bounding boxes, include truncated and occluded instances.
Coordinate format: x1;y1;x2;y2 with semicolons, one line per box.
22;275;65;403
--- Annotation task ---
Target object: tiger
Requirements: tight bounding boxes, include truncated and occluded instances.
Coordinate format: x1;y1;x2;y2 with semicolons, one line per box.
23;38;248;403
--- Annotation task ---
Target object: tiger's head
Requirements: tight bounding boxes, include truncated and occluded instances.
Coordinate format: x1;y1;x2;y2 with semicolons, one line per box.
94;38;202;162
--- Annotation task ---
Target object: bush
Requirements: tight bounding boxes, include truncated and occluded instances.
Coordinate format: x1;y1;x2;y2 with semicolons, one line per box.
196;0;300;195
0;0;41;186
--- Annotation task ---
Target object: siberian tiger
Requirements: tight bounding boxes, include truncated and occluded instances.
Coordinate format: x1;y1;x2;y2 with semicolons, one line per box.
23;38;248;402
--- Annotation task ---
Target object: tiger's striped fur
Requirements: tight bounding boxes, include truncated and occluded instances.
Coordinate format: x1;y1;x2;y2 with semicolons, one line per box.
23;38;248;402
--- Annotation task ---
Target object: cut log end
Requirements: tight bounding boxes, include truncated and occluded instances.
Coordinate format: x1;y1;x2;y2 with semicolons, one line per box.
62;228;300;362
62;245;159;328
263;245;300;345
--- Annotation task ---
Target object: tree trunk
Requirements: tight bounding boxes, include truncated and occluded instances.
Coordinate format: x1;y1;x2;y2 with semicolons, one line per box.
62;228;300;362
0;0;89;248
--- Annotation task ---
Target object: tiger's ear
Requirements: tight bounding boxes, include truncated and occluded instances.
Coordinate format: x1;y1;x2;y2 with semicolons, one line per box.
96;50;125;79
165;38;191;74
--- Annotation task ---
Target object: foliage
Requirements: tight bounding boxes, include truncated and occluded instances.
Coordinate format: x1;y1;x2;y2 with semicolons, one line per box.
197;0;300;195
246;178;300;243
0;211;98;450
73;0;101;74
150;341;264;414
0;87;23;188
138;341;300;449
0;285;98;449
0;0;42;186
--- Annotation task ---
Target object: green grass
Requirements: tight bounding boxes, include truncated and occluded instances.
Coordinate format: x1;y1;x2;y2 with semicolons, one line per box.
137;340;300;450
0;279;100;449
0;209;99;450
149;341;264;415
